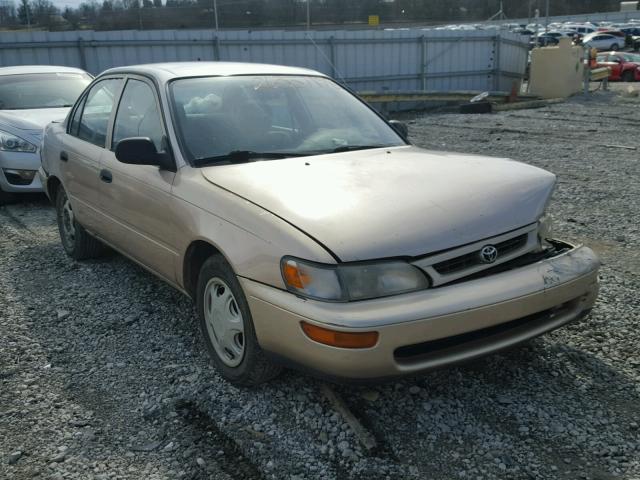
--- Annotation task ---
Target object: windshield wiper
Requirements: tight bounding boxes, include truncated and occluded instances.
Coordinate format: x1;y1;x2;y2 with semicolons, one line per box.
330;145;388;153
194;150;311;167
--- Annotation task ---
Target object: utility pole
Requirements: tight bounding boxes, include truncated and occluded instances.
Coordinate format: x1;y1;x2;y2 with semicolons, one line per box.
213;0;219;30
306;0;310;30
545;0;550;32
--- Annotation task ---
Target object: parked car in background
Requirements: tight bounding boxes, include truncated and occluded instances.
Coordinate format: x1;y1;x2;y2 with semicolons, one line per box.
596;29;626;38
583;32;623;51
596;52;640;81
533;34;560;47
40;62;600;385
619;26;640;36
513;27;534;36
0;65;92;204
564;24;597;35
544;30;578;39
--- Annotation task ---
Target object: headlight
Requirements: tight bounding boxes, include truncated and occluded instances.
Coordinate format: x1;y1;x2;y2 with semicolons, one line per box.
538;213;553;241
281;257;430;302
0;130;37;153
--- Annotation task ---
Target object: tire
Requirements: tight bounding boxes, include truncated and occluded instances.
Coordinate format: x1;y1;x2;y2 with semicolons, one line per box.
622;70;634;82
197;254;282;386
55;187;105;260
611;43;619;51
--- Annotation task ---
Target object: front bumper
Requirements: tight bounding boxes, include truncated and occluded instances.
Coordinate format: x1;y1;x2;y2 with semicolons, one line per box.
37;167;51;200
243;243;600;380
0;151;43;194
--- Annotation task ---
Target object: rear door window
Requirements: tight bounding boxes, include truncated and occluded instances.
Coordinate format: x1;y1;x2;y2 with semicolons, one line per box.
68;95;87;137
75;79;122;148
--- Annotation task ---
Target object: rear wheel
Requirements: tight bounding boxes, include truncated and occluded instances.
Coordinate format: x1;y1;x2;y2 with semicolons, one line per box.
55;187;105;260
622;70;634;82
611;43;619;51
197;254;282;386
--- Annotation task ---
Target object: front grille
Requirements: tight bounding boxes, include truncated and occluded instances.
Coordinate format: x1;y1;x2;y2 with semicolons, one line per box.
442;240;572;287
433;233;528;275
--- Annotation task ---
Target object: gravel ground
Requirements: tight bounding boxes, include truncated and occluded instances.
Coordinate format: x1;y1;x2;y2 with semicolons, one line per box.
1;87;639;480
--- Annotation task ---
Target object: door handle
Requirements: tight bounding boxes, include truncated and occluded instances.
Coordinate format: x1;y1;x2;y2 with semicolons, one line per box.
60;151;68;162
99;169;113;184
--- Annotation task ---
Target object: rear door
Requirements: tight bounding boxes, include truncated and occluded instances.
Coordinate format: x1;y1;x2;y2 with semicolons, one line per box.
97;75;179;282
60;77;123;233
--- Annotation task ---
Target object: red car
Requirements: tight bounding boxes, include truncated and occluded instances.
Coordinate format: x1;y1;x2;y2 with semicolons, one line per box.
596;51;640;81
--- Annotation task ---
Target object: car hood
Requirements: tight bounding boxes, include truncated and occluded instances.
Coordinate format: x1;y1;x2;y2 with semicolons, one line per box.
200;146;556;261
0;108;69;132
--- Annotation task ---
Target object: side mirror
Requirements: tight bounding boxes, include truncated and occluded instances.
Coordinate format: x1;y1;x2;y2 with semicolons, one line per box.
114;137;175;171
389;120;409;141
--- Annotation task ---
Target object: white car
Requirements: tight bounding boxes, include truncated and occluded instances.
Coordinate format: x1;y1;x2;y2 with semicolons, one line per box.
0;65;92;204
564;24;597;35
583;33;623;51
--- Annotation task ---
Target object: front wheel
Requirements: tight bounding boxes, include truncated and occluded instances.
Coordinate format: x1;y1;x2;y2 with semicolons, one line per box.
622;70;634;82
55;187;105;260
611;43;619;51
197;255;282;386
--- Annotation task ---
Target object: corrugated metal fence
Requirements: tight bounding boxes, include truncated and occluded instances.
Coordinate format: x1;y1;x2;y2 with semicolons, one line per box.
0;29;528;92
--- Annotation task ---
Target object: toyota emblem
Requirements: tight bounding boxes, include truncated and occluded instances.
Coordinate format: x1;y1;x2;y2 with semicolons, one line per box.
479;245;498;264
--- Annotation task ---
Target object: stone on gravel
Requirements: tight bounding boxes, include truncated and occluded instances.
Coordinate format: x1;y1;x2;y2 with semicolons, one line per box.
361;390;380;402
5;451;22;465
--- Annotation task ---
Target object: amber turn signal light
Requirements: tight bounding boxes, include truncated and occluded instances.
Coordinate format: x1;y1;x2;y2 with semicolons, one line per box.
300;322;379;349
282;261;307;289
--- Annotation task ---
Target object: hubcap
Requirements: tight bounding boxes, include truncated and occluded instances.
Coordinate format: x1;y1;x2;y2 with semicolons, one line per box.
203;277;245;367
61;196;76;248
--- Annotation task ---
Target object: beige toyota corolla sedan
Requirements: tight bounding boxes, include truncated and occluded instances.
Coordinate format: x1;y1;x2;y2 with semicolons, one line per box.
40;62;600;385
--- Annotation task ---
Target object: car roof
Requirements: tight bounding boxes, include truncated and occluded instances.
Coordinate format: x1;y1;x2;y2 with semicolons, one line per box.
100;62;327;83
0;65;89;76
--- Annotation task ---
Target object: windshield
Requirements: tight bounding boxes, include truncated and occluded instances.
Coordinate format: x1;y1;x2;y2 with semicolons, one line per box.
621;53;640;62
169;75;405;165
0;72;92;110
